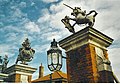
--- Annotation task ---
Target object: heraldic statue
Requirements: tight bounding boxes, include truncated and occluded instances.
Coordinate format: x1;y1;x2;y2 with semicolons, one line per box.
15;38;35;65
0;55;9;73
61;4;98;33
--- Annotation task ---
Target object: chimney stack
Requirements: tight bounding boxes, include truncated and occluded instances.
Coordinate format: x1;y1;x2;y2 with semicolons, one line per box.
39;63;44;78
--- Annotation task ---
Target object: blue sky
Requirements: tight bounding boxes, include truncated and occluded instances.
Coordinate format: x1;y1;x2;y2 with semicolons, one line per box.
0;0;120;81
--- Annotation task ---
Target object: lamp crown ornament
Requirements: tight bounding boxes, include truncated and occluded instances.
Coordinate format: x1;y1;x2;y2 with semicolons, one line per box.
51;39;58;48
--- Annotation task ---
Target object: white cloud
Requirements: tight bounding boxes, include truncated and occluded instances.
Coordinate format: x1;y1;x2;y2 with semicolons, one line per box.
40;31;63;42
108;48;120;80
38;8;50;23
3;5;28;26
33;44;50;54
37;3;72;41
11;7;27;19
24;21;40;33
0;44;17;57
31;2;35;6
19;2;27;8
42;0;58;3
109;48;120;65
0;22;4;27
5;33;17;42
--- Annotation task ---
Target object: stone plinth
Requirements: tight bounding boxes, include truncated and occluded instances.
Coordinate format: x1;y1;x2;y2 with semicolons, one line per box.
0;73;8;82
59;27;114;83
4;64;37;83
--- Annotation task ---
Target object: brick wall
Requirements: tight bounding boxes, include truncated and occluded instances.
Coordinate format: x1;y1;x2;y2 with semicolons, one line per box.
98;71;114;83
5;74;21;82
66;44;98;83
5;74;16;82
15;74;21;82
66;43;114;83
28;75;32;83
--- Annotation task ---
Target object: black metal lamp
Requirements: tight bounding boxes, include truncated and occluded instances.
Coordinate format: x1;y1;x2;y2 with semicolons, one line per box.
47;39;62;71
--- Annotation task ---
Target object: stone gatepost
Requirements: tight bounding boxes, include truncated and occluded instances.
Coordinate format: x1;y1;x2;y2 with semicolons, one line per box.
59;27;114;83
4;64;37;83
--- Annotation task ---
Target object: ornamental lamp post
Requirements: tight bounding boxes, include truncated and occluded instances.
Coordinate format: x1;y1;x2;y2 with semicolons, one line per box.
47;39;62;71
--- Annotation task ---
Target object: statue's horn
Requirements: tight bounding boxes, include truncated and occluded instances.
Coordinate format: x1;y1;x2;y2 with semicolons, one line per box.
63;3;73;10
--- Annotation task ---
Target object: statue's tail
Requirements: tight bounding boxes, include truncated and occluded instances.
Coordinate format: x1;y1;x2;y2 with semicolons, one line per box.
87;10;98;17
15;59;18;64
15;55;20;64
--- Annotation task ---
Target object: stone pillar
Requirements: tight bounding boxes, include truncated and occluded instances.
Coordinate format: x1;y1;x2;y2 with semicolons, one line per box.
4;64;37;83
59;27;114;83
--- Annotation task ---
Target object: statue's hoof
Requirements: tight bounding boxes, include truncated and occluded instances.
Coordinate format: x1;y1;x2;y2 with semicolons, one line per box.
70;30;75;33
25;63;28;65
73;31;75;33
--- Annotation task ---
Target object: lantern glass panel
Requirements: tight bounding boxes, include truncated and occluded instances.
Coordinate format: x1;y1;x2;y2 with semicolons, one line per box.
53;64;57;69
52;53;58;64
48;53;51;65
49;65;54;71
58;53;62;64
56;64;62;70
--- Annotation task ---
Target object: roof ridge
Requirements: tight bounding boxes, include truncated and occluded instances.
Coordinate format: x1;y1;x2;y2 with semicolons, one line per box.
32;71;67;82
55;71;63;78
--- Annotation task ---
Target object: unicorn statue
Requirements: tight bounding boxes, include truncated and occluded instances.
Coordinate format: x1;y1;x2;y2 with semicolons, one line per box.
61;3;98;33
